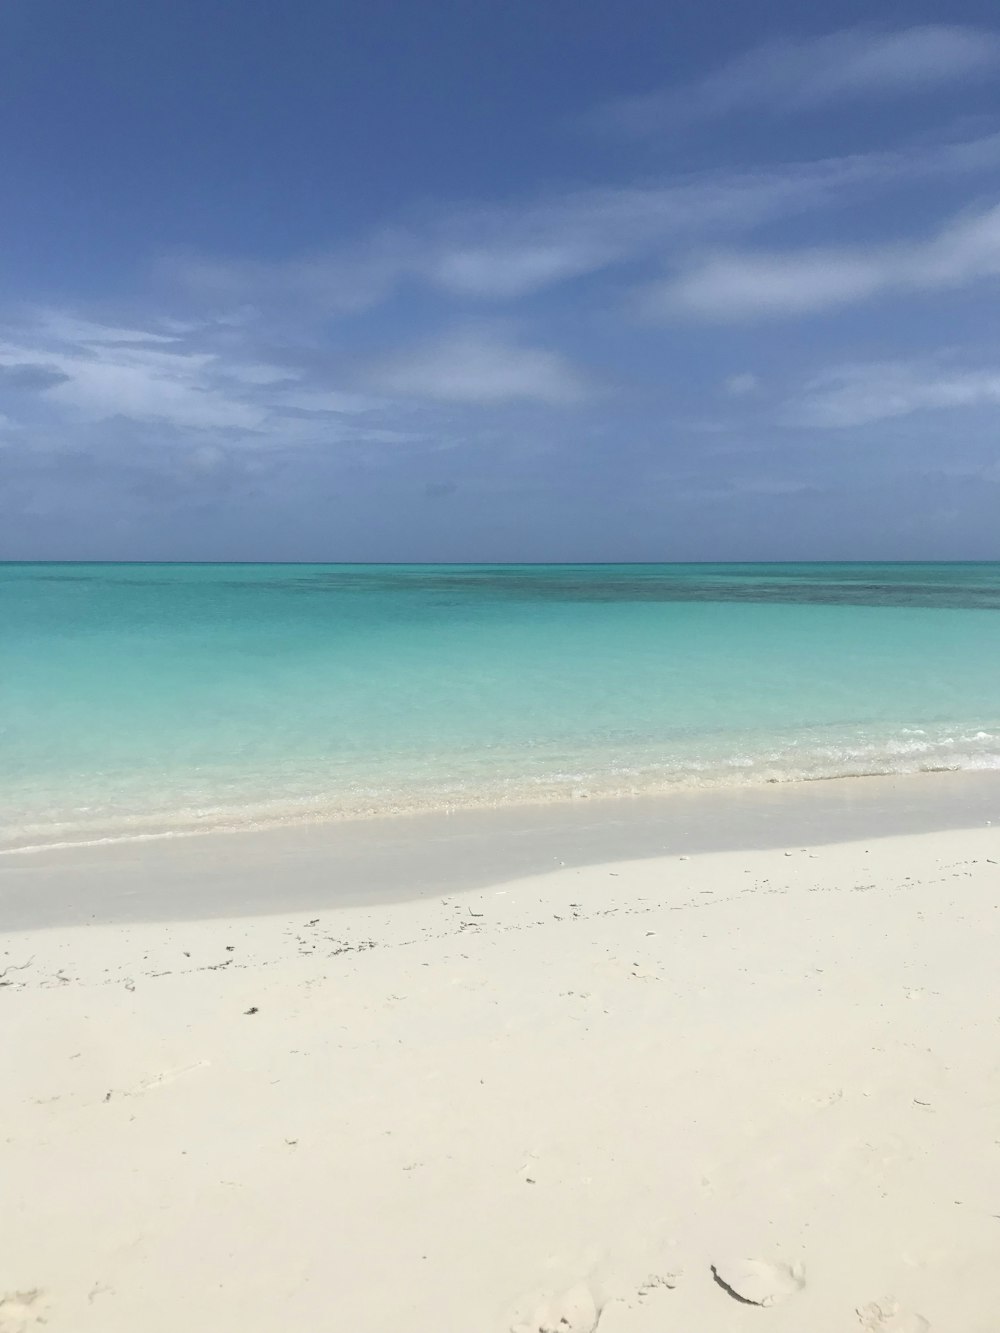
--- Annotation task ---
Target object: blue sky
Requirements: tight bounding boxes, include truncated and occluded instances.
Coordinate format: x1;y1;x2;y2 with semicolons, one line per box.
3;1;1000;560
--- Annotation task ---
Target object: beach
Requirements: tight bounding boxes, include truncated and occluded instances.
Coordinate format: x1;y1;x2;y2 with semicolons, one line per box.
8;0;1000;1323
3;774;999;1332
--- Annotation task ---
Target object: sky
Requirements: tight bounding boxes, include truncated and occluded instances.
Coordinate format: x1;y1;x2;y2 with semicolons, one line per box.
3;0;1000;560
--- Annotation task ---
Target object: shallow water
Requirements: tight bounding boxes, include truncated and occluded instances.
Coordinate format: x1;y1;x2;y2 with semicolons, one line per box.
3;562;1000;850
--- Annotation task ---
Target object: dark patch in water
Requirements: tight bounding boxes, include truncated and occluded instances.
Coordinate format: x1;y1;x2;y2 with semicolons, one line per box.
6;564;1000;610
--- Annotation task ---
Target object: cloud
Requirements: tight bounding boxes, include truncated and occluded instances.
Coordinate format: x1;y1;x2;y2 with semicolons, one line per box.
425;238;614;300
654;249;881;320
785;361;1000;428
592;25;1000;132
164;131;1000;312
368;328;589;405
34;312;185;346
645;201;1000;321
0;320;266;432
0;308;387;442
48;354;264;431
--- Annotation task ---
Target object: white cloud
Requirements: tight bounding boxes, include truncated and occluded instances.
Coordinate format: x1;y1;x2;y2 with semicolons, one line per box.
645;201;1000;321
35;311;184;346
369;328;589;405
658;249;882;319
0;310;380;439
425;240;614;300
0;332;262;432
785;360;1000;428
593;25;1000;132
39;338;274;432
47;355;264;432
0;306;583;463
165;131;1000;311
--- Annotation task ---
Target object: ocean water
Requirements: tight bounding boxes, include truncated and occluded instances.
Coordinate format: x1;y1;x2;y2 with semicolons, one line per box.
2;562;1000;852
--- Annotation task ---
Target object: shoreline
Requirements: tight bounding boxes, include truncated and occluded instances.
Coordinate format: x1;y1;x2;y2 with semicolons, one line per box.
4;753;1000;858
3;822;998;1331
2;768;998;930
4;759;1000;860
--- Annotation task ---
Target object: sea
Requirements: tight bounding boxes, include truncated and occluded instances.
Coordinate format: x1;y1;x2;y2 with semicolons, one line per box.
2;562;1000;853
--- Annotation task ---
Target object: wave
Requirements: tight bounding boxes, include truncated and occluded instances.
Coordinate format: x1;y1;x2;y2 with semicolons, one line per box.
3;724;999;855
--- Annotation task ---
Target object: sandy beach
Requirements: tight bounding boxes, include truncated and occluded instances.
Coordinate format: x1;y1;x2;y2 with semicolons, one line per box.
2;777;999;1332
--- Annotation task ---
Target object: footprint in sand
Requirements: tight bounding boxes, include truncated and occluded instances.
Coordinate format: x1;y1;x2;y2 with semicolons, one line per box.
710;1258;805;1307
857;1300;930;1332
0;1289;49;1332
511;1282;601;1333
591;1273;680;1331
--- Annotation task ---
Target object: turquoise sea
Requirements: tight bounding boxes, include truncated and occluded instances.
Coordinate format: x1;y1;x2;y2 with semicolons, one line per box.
2;562;1000;852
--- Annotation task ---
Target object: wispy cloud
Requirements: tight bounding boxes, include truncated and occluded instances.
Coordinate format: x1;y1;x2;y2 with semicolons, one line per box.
164;132;1000;314
0;304;586;501
592;25;1000;133
785;360;1000;428
368;326;590;405
0;309;385;441
645;201;1000;321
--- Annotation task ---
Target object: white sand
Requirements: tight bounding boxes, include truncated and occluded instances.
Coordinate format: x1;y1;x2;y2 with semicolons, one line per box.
2;826;999;1332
